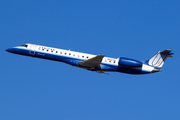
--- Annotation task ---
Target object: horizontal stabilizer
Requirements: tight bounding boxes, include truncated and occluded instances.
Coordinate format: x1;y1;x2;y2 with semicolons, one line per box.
160;50;174;57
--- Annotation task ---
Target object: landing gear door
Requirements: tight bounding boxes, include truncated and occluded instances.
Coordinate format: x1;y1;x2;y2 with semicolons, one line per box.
29;44;36;55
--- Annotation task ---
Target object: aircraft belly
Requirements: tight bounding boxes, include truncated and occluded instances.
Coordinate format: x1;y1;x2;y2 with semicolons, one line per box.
100;64;118;71
117;65;142;74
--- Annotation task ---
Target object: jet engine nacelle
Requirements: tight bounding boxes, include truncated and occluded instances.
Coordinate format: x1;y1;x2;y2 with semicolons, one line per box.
118;57;143;67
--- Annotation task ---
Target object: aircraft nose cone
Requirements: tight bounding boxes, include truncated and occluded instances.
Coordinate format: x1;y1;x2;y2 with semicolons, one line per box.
6;48;12;52
151;68;161;73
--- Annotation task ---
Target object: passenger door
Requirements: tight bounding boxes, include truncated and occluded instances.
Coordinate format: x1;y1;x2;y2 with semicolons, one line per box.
29;45;36;55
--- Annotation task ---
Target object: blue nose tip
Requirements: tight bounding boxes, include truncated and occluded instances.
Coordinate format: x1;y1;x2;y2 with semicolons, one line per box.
6;48;12;52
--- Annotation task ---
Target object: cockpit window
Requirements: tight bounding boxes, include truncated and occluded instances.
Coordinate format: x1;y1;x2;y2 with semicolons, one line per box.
21;44;28;48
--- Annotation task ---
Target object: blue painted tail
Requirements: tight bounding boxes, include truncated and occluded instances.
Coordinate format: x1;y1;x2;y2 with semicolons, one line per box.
146;49;174;68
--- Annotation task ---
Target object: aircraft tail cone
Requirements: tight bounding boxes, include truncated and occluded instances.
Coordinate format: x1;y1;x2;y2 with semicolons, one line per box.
151;68;161;73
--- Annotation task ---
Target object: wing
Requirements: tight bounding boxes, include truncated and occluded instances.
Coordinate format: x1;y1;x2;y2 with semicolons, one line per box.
78;54;105;70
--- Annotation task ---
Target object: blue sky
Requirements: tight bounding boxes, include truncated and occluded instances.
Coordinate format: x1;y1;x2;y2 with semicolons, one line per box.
1;0;180;120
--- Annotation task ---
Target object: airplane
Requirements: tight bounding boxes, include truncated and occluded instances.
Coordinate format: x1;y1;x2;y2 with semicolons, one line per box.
6;43;174;75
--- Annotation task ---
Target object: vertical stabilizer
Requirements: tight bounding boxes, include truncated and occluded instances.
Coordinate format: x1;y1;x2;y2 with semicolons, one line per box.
147;49;174;68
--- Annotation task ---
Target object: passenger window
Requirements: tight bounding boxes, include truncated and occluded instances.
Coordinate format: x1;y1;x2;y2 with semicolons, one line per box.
65;53;66;55
82;56;84;58
69;53;71;55
56;51;58;53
